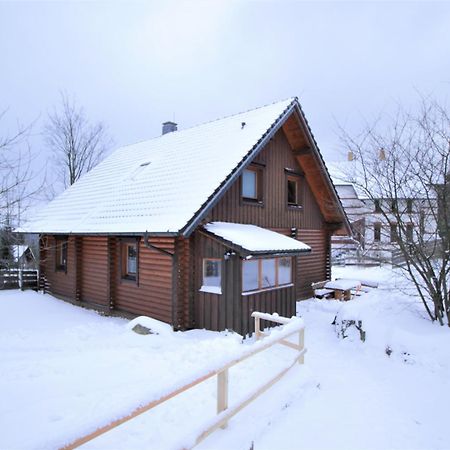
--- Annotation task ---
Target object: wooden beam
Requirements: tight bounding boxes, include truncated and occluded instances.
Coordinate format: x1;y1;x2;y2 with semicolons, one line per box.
292;146;311;156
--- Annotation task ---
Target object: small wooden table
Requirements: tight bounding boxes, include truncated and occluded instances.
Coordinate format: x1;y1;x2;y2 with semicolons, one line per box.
324;279;362;301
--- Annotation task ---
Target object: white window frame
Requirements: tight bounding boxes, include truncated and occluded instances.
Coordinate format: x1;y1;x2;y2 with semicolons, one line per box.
200;258;222;294
242;257;293;294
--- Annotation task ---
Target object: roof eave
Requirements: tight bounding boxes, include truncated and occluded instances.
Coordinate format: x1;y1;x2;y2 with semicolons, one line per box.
25;231;179;237
291;103;352;236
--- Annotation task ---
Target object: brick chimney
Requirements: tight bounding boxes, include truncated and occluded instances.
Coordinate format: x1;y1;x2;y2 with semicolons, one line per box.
347;151;354;161
162;121;177;135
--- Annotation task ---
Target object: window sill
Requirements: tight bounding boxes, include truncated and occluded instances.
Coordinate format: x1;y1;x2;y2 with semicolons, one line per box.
120;276;138;285
288;204;303;210
55;267;67;273
242;198;264;207
200;285;222;295
242;283;294;296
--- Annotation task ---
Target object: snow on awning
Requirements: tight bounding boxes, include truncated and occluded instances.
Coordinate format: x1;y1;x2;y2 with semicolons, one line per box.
204;222;311;257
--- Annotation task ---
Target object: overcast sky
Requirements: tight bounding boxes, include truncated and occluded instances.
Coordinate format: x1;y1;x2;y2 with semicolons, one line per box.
1;1;450;180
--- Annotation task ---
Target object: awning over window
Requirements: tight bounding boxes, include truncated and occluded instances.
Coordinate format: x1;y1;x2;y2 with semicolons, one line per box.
203;222;311;257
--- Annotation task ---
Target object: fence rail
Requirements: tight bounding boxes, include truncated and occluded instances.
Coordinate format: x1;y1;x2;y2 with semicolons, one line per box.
61;312;306;450
0;269;38;290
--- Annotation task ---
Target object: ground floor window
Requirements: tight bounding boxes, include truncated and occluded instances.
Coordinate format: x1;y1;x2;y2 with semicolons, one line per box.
121;240;138;282
201;258;222;294
242;257;292;293
55;236;68;272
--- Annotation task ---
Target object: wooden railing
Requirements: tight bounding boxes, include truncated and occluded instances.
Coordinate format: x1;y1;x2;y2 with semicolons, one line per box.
61;312;306;450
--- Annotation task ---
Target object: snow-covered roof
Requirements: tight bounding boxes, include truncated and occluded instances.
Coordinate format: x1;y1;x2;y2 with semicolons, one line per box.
24;98;298;235
204;222;311;256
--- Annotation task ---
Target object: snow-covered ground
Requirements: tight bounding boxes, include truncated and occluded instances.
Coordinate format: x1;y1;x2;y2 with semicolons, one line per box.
1;266;450;450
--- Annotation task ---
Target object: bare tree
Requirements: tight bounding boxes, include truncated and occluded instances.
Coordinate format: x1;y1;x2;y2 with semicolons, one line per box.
44;93;111;192
0;110;38;268
339;97;450;325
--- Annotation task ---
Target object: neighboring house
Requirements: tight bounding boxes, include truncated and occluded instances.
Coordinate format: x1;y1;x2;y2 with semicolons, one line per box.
328;157;437;264
13;245;37;270
24;98;350;336
329;182;369;263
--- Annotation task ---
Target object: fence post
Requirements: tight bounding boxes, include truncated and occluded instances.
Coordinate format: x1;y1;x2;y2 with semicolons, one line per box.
19;269;23;290
298;327;305;364
217;369;229;429
254;316;261;340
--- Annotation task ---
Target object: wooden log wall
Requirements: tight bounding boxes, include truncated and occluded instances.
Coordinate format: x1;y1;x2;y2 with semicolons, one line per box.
209;129;324;230
114;237;175;324
81;237;109;307
43;235;77;300
296;229;329;298
41;235;175;325
176;237;194;329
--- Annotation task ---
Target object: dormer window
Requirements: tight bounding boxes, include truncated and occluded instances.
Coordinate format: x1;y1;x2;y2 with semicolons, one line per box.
242;166;263;203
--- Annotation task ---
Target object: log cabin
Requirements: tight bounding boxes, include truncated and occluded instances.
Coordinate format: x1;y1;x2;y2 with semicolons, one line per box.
25;97;350;336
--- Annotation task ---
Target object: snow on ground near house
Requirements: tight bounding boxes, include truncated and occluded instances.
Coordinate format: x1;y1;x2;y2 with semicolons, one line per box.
2;265;450;450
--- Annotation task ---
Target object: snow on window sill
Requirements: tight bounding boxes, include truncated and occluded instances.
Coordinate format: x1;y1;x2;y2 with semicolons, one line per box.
200;285;222;295
242;283;294;296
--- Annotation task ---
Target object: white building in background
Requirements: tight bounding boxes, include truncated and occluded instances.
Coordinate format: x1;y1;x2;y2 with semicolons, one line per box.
328;157;437;265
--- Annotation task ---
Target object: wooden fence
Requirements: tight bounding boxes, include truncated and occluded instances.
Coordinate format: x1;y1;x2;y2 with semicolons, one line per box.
0;269;38;290
61;312;306;450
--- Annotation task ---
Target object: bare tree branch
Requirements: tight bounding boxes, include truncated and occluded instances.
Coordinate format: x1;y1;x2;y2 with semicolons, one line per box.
338;96;450;325
44;92;112;192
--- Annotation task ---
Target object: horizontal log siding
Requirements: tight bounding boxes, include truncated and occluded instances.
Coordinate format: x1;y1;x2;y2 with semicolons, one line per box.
81;237;109;307
114;237;175;324
209;129;324;230
43;235;77;300
296;229;329;299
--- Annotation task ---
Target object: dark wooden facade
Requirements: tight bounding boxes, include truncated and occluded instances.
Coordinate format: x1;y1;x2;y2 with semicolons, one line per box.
40;127;337;336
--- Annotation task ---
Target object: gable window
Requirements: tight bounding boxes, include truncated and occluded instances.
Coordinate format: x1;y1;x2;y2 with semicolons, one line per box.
287;177;300;206
242;166;263;202
55;237;68;272
242;169;257;199
243;257;292;293
121;240;138;282
201;258;222;294
374;223;381;242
